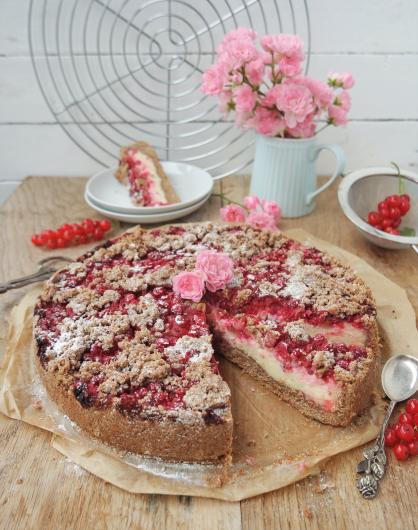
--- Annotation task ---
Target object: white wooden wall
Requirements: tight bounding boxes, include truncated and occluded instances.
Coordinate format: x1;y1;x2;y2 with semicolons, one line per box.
0;0;417;182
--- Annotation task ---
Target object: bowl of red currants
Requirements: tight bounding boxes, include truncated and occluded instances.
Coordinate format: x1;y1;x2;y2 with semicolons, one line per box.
338;166;418;251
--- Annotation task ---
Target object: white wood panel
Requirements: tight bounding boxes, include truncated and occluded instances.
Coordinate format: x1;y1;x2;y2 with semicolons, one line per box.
1;121;417;180
1;54;417;124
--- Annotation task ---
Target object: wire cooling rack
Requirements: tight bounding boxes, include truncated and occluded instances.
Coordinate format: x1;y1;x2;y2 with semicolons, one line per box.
28;0;311;179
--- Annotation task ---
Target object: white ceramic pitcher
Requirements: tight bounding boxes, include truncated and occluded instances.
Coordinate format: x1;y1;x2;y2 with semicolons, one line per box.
250;135;346;218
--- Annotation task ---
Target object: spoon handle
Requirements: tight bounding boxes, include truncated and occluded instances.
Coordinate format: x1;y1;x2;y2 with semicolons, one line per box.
356;400;396;499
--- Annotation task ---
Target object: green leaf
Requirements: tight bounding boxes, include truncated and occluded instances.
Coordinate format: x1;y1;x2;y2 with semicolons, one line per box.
399;227;416;237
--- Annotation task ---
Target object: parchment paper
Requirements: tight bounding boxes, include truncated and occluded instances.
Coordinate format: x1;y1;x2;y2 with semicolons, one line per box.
0;229;417;501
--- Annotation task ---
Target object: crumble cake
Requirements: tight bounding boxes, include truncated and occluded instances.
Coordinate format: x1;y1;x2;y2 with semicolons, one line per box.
115;141;180;207
33;223;379;464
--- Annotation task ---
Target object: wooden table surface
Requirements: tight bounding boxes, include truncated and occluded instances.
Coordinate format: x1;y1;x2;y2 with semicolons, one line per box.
1;176;417;530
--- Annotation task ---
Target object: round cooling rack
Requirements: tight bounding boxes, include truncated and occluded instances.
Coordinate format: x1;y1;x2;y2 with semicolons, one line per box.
28;0;311;179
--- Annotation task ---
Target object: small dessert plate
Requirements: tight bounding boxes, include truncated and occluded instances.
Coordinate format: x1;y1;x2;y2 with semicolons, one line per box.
84;189;211;224
86;161;214;214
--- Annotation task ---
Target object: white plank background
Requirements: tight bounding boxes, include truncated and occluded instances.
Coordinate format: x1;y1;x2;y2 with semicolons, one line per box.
0;0;417;182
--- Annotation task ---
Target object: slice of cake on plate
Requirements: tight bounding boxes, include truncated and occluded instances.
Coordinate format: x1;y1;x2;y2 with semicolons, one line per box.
115;141;180;207
33;223;379;465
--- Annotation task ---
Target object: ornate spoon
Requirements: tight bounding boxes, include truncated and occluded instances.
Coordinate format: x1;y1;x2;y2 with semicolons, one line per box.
356;354;418;499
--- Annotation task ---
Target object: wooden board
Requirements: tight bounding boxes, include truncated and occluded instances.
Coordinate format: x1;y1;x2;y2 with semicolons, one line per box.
0;176;417;530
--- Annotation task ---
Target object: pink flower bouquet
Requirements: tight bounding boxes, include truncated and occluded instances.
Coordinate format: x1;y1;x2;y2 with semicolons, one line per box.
202;29;354;138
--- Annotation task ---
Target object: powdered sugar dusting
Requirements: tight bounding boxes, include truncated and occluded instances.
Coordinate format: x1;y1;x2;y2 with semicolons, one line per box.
165;335;214;363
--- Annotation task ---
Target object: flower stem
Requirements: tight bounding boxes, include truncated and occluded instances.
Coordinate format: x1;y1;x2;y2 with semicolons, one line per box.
390;161;405;194
315;123;330;135
212;193;245;208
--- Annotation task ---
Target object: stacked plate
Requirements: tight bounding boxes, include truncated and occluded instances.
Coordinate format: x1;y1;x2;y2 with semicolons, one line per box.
85;162;214;224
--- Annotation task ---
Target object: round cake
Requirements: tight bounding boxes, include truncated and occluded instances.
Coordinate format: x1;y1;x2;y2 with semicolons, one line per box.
33;223;379;464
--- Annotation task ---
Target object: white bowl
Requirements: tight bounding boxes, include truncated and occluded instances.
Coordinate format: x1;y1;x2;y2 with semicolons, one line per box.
86;161;213;214
84;189;211;224
338;166;418;251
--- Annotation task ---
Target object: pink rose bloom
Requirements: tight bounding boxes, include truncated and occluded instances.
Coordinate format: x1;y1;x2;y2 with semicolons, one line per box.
246;211;277;231
261;34;304;62
249;106;285;137
298;77;333;109
218;28;256;55
263;85;282;107
275;82;314;128
218;90;234;115
234;85;258;113
244;195;260;210
327;105;348;126
201;63;227;95
220;204;247;223
287;113;316;138
196;250;234;292
262;200;281;222
328;72;355;89
246;58;265;85
279;56;302;77
172;271;206;303
335;90;351;111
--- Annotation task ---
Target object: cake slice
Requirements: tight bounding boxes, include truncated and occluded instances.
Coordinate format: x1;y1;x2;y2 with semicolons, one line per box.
115;141;180;207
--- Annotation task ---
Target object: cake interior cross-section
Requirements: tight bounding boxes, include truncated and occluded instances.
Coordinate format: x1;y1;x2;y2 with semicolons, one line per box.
34;223;379;465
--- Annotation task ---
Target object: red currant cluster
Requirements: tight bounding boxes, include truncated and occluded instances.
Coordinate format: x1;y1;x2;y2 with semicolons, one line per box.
384;398;418;461
31;218;112;249
367;194;411;235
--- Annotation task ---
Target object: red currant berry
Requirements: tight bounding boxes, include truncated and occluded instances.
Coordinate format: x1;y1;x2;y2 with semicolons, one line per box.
394;422;403;438
406;398;418;415
99;219;112;232
407;440;418;457
82;218;95;235
93;219;102;228
388;207;401;220
399;198;410;215
63;229;75;242
400;193;410;202
378;201;387;213
382;218;393;229
31;234;43;246
56;238;67;249
398;412;413;425
92;228;104;241
393;443;409;461
387;195;400;207
413;413;418;427
71;224;84;236
78;234;88;245
374;224;383;231
46;238;58;249
384;428;398;447
392;217;401;228
60;223;72;231
398;423;415;443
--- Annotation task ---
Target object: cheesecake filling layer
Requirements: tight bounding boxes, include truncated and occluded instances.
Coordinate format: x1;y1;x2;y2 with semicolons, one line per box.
220;329;340;410
133;152;167;205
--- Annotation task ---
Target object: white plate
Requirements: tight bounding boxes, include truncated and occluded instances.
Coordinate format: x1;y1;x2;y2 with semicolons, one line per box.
84;189;211;224
86;161;213;214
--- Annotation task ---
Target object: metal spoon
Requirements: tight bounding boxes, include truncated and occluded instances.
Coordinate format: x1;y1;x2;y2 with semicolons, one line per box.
356;354;418;499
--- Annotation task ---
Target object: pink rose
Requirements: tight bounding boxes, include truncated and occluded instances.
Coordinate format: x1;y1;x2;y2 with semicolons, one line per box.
278;56;302;77
248;106;285;137
262;200;281;222
172;271;206;303
298;77;333;109
196;250;234;292
261;34;304;62
327;105;348;126
218;90;234;115
201;63;227;95
334;90;351;111
287;113;316;138
244;195;260;210
328;72;355;89
234;85;258;113
220;204;247;223
275;83;314;128
246;58;265;85
246;211;277;231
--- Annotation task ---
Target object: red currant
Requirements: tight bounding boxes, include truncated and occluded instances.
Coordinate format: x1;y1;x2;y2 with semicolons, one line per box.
392;217;401;228
398;423;415;443
382;218;393;229
63;229;75;242
82;218;95;235
56;238;67;249
92;228;104;241
413;413;418;427
406;398;418;415
31;234;43;246
399;198;410;215
384;428;398;447
99;219;112;232
400;193;410;202
378;201;387;213
385;227;400;235
394;422;403;438
387;194;401;208
78;234;88;245
71;224;85;236
46;238;58;249
398;412;413;425
388;207;401;220
393;443;409;461
407;440;418;457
